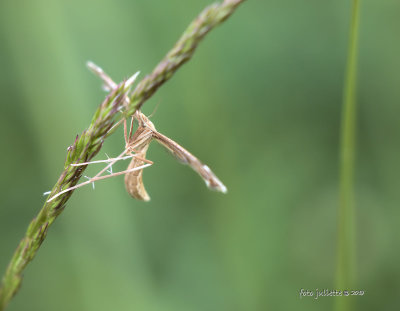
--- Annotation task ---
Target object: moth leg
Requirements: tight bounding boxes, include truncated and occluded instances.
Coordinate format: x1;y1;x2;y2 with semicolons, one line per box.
124;117;129;147
129;116;135;141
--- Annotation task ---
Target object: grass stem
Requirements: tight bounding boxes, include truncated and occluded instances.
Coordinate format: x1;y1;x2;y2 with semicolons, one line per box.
335;0;360;310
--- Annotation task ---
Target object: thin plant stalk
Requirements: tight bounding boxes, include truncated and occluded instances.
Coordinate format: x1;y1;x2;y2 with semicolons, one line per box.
0;1;246;309
335;0;360;310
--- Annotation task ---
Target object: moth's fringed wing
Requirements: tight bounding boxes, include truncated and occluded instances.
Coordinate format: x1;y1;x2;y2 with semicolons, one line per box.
125;111;227;200
124;147;151;201
124;114;154;201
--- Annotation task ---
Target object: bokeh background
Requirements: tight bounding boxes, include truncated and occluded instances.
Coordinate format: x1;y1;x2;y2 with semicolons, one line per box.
1;0;399;310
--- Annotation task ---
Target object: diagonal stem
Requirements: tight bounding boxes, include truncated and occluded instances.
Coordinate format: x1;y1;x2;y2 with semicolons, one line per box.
128;0;245;114
0;0;246;309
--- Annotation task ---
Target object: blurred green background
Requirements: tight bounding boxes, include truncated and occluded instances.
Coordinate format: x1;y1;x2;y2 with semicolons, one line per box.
1;0;399;310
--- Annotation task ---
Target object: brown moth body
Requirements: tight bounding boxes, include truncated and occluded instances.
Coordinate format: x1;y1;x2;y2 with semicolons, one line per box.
124;112;154;201
125;145;151;201
85;62;227;202
124;111;227;201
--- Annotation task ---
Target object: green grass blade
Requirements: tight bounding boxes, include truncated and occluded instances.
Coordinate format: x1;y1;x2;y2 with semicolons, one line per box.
335;0;360;310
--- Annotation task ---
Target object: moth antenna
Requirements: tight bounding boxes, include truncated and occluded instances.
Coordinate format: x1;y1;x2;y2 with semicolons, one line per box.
148;99;162;118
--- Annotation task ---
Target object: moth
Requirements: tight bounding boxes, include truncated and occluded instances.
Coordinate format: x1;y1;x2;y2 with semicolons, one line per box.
46;62;226;202
46;63;227;203
124;110;227;201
